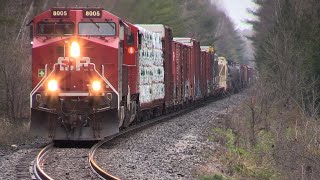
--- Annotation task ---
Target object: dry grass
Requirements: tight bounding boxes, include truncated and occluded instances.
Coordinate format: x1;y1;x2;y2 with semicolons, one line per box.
212;90;320;179
0;118;33;147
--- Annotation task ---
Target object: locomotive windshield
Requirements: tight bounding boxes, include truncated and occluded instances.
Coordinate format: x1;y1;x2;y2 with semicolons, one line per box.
37;22;74;36
79;22;116;36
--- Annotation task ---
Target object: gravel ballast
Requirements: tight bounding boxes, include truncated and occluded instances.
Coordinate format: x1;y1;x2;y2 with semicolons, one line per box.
0;148;37;179
0;138;48;179
43;148;96;179
0;92;245;180
95;93;245;180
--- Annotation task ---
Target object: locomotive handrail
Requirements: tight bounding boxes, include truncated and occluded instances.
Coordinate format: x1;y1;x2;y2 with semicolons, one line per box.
30;62;120;109
102;65;105;77
101;64;119;108
122;50;138;67
30;63;62;108
93;63;120;110
30;64;48;97
30;64;56;108
101;65;118;96
91;63;118;97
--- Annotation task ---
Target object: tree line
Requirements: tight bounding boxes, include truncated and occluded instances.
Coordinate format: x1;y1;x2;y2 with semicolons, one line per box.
102;0;247;63
217;0;320;179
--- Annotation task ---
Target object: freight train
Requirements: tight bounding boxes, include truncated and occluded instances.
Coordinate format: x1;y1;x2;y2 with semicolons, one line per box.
29;8;253;140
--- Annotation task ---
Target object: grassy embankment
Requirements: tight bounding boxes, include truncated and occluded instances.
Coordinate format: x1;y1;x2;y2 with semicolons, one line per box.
200;89;320;179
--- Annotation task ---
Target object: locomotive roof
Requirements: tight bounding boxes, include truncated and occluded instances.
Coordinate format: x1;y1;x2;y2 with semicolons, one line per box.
51;7;104;10
33;7;119;20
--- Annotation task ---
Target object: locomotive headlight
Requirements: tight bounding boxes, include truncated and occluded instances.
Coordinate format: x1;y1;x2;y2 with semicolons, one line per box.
92;81;101;92
70;41;80;57
48;79;58;92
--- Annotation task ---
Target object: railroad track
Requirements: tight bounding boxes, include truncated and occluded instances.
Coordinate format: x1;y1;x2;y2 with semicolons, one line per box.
32;143;54;180
15;148;41;179
88;95;228;180
32;94;229;180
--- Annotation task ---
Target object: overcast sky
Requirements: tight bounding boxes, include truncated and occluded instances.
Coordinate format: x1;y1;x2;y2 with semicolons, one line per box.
214;0;258;30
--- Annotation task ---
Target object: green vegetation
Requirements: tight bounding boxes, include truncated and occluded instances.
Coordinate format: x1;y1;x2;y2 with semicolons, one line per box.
253;0;320;78
212;127;280;179
200;174;230;180
104;0;185;36
102;0;246;63
211;0;320;179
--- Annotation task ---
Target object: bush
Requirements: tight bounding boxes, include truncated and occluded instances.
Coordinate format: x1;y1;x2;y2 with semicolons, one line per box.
212;127;279;179
0;118;32;147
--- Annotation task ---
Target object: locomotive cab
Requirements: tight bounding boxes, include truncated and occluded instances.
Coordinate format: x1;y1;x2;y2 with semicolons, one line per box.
30;8;139;140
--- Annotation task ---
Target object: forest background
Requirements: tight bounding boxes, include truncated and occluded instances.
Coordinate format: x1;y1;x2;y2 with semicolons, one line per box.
2;0;319;179
0;0;247;132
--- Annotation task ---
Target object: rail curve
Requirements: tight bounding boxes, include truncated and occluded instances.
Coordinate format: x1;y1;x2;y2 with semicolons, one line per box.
87;95;225;179
33;143;54;180
31;95;226;180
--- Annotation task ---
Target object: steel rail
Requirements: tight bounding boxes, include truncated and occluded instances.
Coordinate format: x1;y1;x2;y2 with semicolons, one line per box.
33;143;54;180
88;95;226;180
29;95;227;180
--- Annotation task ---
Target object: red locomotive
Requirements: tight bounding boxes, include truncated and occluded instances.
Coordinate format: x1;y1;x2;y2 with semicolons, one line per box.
30;8;253;141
